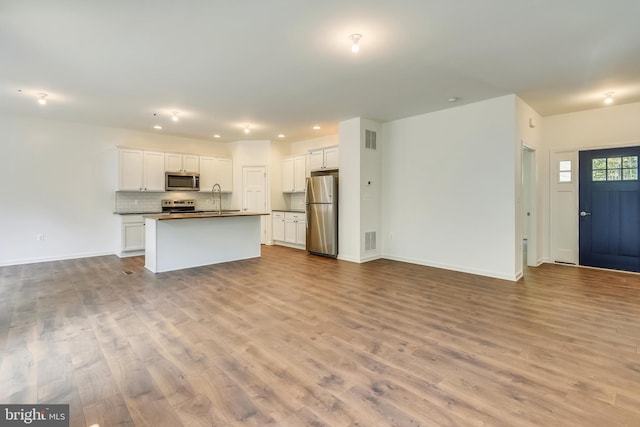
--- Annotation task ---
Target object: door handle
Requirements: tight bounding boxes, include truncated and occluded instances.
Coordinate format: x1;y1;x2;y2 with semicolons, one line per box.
580;211;591;217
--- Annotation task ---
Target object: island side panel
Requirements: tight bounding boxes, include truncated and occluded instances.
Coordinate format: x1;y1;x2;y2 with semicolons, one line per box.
145;218;158;272
146;216;261;273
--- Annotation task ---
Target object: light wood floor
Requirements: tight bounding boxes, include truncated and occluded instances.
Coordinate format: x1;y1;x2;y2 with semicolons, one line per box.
1;246;640;426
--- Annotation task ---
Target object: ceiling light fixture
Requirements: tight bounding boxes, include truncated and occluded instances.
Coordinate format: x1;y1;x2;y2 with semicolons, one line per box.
312;125;321;130
37;93;48;105
604;92;615;105
448;97;459;103
171;111;179;122
244;125;251;134
349;33;362;53
154;125;162;130
277;134;285;138
213;134;221;138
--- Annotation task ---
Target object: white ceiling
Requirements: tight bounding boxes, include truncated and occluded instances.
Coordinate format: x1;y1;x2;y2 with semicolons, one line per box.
2;0;640;142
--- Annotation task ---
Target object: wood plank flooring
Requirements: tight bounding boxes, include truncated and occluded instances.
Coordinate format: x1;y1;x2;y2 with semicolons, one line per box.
1;246;640;426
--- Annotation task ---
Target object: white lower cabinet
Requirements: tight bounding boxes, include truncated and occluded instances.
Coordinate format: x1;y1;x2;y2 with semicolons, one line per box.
121;215;145;253
272;211;305;249
272;212;285;242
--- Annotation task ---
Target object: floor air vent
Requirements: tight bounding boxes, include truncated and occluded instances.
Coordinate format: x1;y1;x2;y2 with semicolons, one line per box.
365;129;377;150
123;270;134;275
365;231;377;251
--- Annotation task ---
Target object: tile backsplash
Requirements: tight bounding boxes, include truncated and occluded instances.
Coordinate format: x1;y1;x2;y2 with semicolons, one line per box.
290;193;306;211
115;191;232;213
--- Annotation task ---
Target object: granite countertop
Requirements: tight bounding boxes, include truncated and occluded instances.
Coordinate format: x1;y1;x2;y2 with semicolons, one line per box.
144;212;270;220
114;211;162;215
272;209;306;213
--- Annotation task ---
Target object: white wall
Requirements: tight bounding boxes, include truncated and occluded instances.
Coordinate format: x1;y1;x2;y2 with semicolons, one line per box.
338;118;361;262
0;113;229;266
269;141;291;212
381;95;519;280
336;118;382;263
544;102;640;150
515;97;544;268
540;101;640;262
229;140;272;211
360;119;382;261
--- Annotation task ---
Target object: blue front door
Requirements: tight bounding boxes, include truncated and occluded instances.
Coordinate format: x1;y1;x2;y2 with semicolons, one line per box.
579;147;640;272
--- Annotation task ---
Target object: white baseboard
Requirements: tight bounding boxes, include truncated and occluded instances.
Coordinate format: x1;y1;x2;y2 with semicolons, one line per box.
336;254;385;264
382;253;521;282
117;250;145;258
273;241;305;251
0;251;115;267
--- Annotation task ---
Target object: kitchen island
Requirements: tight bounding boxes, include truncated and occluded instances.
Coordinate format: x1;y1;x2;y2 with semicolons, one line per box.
143;212;269;273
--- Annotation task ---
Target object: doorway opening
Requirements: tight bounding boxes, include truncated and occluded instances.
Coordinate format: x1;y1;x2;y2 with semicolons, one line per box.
522;146;537;268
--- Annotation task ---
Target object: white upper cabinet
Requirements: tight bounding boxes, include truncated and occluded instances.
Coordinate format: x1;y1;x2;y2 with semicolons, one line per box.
119;149;144;191
309;146;339;171
199;156;233;192
165;153;199;173
282;155;307;192
143;151;166;191
293;156;306;192
282;157;294;192
323;146;339;169
308;150;324;171
118;148;165;191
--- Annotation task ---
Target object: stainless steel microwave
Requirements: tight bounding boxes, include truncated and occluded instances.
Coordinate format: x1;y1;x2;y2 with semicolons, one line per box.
165;172;200;191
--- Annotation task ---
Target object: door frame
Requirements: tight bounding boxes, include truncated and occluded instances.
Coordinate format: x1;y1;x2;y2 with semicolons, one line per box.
578;146;640;272
549;141;640;269
522;145;538;267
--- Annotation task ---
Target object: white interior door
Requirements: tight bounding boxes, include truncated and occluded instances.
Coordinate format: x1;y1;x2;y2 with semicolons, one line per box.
243;166;267;243
550;150;579;264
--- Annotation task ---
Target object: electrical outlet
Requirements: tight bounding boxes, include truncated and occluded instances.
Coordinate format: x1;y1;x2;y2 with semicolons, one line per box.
36;234;45;241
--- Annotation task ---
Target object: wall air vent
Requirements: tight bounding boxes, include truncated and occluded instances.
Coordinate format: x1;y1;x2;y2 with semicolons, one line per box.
365;231;377;251
365;129;377;150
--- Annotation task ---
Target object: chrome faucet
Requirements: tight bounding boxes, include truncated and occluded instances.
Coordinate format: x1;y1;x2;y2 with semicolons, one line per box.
211;183;222;215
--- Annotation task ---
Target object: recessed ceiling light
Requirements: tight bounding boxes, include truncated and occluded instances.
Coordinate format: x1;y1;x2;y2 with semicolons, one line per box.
153;125;162;130
277;134;285;138
312;125;321;130
349;34;362;53
171;111;179;122
37;93;48;105
604;92;615;105
448;97;459;103
213;134;221;138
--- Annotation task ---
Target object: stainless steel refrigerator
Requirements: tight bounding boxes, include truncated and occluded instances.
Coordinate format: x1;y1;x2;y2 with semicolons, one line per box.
306;174;338;257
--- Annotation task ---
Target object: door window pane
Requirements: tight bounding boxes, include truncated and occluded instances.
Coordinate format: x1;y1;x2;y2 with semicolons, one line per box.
592;155;638;182
559;172;572;182
623;168;638;180
623;156;638;168
559;160;572;182
607;157;622;169
592;158;607;170
608;169;621;181
593;170;606;181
